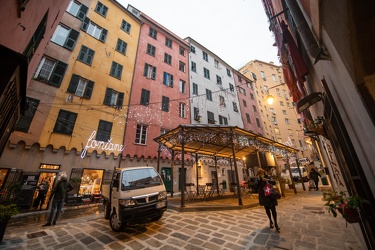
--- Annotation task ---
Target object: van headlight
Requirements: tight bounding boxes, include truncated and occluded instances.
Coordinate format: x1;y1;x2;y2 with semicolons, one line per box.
158;191;167;200
119;199;136;206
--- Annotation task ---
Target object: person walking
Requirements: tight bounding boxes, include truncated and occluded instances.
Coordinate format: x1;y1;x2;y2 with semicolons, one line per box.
43;174;73;226
309;168;321;191
256;168;280;232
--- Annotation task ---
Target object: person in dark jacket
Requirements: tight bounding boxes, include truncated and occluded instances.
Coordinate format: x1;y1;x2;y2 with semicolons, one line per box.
33;181;49;210
256;168;280;232
309;168;321;191
43;174;73;226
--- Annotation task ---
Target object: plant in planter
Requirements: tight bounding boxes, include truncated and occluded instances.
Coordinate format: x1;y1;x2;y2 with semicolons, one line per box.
0;203;19;242
322;190;363;223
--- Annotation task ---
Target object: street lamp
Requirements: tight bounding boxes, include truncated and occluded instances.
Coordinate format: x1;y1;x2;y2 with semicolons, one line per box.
265;83;286;105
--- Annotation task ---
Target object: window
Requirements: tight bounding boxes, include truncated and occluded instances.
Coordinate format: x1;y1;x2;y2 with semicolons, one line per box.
256;118;261;127
203;68;210;79
144;63;156;79
214;59;219;68
51;24;79;50
219;95;226;107
162;96;169;112
103;88;124;108
229;83;234;92
81;17;107;42
163;72;173;87
288;129;293;136
110;61;123;79
253;105;257;112
96;120;112;141
246;113;251;123
238;87;246;95
15;97;39;132
135;124;148;145
207;111;215;124
206;89;212;101
286;102;290;107
282;110;287;115
193;107;200;120
121;19;131;33
179;61;186;72
272;74;276;81
238;76;242;82
165;37;172;48
179;46;185;56
252;72;257;81
179;103;186;118
34;56;68;87
67;74;94;98
279;101;284;106
242;100;247;107
285;118;290;124
216;75;222;85
77;45;95;65
190;45;196;53
202;51;208;61
260;71;265;79
192;83;198;95
164;53;172;65
191;61;196;72
67;0;88;20
149;27;157;39
160;128;168;135
53;109;77;135
270;108;275;114
146;44;156;56
95;1;108;17
24;13;47;61
226;68;232;77
197;165;202;178
250;93;254;100
115;38;127;55
140;89;150;106
272;117;277;124
218;115;228;125
274;127;280;134
179;80;186;93
276;88;281;97
233;102;239;112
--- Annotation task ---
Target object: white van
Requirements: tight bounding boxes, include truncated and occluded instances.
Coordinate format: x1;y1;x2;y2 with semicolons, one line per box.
290;166;309;182
102;166;167;232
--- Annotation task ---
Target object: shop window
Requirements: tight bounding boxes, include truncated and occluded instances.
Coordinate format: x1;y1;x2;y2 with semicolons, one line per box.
73;168;104;196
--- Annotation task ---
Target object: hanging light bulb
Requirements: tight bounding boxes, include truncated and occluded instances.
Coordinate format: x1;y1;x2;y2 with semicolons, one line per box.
266;94;276;105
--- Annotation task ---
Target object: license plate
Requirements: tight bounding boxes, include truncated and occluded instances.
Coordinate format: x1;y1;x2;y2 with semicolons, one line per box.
156;201;166;209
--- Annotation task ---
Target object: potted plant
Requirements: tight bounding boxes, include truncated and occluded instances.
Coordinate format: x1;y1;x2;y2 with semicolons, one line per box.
322;190;363;223
0;203;19;242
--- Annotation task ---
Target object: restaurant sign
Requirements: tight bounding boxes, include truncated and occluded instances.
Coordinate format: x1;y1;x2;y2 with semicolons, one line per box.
81;131;124;158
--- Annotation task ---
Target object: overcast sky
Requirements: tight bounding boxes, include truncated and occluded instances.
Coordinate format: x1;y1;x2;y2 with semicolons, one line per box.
117;0;280;69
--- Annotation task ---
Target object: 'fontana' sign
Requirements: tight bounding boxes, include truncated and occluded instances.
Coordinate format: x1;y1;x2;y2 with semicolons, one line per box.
81;131;124;158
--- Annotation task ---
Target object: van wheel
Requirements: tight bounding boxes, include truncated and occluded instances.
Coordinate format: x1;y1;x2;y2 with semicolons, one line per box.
104;202;110;220
110;212;124;232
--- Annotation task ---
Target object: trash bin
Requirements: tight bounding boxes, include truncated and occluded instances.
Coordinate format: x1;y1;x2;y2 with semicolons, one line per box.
321;176;328;185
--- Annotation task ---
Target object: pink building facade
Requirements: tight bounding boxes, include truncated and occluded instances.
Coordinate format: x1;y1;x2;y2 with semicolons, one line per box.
123;6;190;167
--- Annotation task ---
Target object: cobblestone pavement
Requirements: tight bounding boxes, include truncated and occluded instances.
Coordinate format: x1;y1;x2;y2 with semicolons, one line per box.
0;190;365;249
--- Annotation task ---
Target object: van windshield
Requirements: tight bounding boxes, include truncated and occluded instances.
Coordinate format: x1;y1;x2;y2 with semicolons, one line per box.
121;168;162;190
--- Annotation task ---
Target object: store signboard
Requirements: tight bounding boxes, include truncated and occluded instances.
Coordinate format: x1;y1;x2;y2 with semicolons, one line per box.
81;131;124;158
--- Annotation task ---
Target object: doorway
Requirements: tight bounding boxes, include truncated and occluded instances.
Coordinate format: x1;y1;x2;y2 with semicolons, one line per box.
161;167;172;192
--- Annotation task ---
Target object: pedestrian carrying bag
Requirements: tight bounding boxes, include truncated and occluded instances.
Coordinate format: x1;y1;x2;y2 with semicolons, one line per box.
263;183;281;200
